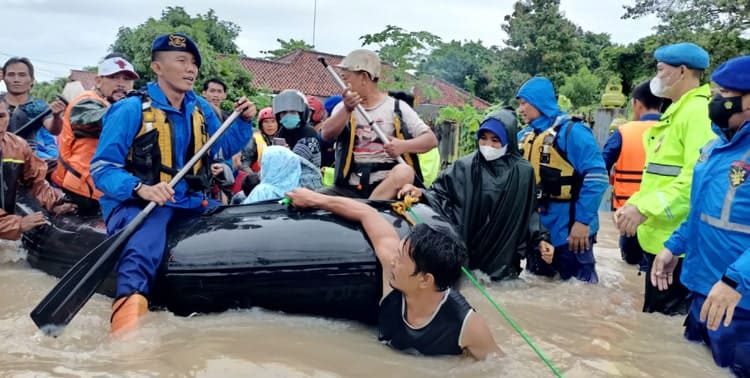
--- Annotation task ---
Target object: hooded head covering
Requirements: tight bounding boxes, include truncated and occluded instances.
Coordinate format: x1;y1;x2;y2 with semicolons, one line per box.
243;146;301;204
422;106;545;280
477;108;518;151
516;77;562;130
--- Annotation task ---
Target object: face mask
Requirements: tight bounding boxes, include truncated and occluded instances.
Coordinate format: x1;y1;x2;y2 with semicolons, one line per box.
649;70;680;98
479;145;506;161
708;94;744;129
280;113;301;129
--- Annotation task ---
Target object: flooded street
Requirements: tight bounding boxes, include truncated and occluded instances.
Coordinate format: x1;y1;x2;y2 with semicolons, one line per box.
0;213;732;377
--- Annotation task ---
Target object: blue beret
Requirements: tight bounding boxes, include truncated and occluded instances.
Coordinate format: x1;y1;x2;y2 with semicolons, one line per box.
151;33;202;68
711;55;750;92
654;42;709;70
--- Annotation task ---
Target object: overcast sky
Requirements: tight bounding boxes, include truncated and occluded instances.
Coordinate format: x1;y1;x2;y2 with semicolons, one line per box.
0;0;658;86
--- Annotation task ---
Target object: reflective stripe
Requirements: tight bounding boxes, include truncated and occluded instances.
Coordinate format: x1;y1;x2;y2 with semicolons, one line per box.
90;159;124;173
700;213;750;235
645;163;682;177
1;158;24;164
584;173;609;181
705;146;750;234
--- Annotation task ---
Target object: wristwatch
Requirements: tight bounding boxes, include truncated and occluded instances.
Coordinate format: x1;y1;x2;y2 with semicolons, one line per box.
132;182;143;197
721;274;739;289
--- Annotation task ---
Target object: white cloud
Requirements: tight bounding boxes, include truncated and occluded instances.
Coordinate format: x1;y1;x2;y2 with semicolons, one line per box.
0;0;657;84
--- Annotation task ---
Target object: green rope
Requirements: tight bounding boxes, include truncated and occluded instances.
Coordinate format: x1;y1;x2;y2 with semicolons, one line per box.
407;208;562;377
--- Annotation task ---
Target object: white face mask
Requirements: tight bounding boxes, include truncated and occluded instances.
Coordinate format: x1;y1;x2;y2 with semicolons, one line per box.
649;70;680;98
479;145;507;161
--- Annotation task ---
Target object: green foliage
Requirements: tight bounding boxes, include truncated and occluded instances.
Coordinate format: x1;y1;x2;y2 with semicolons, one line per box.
622;0;750;32
360;25;445;100
261;38;314;59
360;25;442;72
435;105;484;156
30;77;66;103
559;67;603;109
419;40;499;101
109;6;255;100
502;0;588;87
557;94;573;112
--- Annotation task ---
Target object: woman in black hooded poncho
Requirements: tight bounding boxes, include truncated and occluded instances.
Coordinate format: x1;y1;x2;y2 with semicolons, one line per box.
400;109;553;280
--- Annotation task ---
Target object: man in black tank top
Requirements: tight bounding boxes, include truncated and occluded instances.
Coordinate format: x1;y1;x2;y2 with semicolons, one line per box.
286;188;503;359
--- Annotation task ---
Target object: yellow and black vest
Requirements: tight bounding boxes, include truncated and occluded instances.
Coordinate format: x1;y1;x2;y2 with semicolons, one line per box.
519;117;583;204
333;100;423;191
126;96;210;192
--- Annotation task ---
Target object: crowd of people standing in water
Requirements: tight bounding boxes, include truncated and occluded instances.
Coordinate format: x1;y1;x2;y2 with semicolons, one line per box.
0;30;748;376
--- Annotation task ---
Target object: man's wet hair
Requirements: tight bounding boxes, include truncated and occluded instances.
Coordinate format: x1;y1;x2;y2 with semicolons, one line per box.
2;57;35;80
405;223;468;291
203;77;227;92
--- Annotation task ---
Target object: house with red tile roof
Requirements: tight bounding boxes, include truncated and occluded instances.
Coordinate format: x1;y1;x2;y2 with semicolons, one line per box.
240;50;491;109
68;49;491;110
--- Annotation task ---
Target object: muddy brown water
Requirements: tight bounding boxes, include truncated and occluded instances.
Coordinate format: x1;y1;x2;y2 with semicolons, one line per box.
0;213;731;377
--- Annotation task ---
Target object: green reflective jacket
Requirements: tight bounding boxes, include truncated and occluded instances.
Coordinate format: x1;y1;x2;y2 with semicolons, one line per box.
627;84;715;255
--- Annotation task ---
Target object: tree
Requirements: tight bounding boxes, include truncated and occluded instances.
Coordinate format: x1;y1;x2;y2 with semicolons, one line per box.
502;0;587;88
359;25;443;98
109;6;255;110
622;0;750;32
419;40;500;102
30;78;67;103
261;38;314;59
559;67;602;109
360;25;442;72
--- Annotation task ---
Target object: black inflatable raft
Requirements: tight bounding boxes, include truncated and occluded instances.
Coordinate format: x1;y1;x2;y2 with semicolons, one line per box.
18;195;446;324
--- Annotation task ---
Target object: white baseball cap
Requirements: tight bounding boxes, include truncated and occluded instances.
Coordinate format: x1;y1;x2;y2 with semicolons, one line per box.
98;57;139;79
336;49;381;80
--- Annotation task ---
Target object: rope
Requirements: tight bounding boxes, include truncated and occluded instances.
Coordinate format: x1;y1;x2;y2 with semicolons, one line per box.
391;199;562;377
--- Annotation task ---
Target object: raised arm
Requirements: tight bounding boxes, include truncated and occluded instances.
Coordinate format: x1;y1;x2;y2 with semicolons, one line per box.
285;188;400;299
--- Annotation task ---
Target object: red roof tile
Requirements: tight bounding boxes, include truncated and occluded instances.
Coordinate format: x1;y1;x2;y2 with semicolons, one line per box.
67;50;491;110
242;50;490;109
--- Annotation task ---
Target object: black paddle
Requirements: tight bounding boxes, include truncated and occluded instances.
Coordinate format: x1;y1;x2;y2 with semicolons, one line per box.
30;110;242;336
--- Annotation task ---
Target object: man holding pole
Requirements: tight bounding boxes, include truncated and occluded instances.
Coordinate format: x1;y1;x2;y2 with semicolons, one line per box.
91;33;256;335
319;49;438;200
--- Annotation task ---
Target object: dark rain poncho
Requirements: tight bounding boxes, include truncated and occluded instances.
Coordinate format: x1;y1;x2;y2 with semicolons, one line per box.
422;110;549;280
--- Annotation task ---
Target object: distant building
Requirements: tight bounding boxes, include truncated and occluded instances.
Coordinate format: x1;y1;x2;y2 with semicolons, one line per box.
68;49;490;111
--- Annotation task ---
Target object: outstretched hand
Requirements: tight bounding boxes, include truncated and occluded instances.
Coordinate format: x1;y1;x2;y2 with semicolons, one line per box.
285;188;321;209
20;212;47;232
51;202;77;215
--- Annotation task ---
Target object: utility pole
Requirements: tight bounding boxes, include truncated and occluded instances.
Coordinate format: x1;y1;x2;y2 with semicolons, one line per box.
312;0;317;48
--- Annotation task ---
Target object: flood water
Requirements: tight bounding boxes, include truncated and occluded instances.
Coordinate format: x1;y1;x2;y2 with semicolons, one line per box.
0;212;732;377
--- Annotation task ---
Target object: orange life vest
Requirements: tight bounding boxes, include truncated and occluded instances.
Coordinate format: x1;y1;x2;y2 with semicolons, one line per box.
52;91;109;200
611;120;657;209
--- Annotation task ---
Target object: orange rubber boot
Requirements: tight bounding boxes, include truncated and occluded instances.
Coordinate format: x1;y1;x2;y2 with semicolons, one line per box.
110;293;148;336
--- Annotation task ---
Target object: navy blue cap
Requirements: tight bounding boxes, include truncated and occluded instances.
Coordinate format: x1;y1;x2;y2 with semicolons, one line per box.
477;118;509;146
711;55;750;92
151;33;202;68
654;42;709;70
